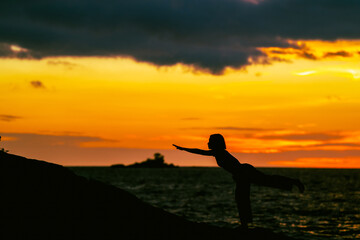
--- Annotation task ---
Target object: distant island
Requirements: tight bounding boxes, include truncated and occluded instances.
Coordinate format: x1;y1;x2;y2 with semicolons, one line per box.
111;153;178;168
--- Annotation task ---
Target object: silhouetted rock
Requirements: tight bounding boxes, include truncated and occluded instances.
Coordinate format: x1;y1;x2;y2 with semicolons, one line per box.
0;151;296;240
111;153;178;168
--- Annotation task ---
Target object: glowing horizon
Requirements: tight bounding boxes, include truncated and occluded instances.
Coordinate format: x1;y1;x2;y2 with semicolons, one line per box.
1;39;360;168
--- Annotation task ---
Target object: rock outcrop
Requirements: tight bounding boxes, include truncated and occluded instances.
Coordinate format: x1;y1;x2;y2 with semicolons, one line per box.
0;152;295;240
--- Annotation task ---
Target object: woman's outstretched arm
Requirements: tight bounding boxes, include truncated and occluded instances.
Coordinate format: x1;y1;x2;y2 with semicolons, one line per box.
173;144;213;156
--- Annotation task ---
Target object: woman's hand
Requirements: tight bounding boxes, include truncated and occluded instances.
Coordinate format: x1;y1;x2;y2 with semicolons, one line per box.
172;144;184;150
172;145;212;156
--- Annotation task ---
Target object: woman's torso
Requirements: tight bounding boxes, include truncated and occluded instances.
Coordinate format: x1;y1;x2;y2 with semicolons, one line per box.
213;150;242;175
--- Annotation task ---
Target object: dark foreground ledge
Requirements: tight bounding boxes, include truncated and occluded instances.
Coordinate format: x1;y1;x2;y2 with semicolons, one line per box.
0;152;296;240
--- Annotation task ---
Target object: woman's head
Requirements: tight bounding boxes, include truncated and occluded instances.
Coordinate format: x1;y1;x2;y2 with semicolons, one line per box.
208;134;226;150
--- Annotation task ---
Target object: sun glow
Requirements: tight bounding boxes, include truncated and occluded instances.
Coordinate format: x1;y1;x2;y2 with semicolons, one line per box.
295;70;317;76
2;39;360;167
10;45;28;53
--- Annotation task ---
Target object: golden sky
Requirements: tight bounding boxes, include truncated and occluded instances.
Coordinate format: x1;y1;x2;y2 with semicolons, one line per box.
2;39;360;168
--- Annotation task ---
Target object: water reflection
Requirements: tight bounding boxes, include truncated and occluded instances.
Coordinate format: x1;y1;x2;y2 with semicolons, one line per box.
70;167;360;240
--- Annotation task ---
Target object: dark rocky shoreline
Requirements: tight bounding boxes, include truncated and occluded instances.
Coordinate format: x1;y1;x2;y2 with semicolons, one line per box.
0;152;296;240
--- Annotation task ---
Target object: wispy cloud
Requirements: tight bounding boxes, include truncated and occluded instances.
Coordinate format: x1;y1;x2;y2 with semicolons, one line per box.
181;117;201;121
323;50;353;58
217;130;360;156
47;60;79;69
261;44;360;64
215;127;279;131
0;114;22;122
183;126;278;132
30;80;45;89
0;132;115;147
258;132;345;141
268;157;360;168
2;131;360;167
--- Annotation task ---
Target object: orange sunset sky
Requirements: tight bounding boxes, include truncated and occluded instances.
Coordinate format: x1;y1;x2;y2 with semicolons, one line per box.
2;1;360;168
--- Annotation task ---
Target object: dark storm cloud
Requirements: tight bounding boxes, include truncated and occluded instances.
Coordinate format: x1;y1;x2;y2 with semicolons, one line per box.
1;0;360;74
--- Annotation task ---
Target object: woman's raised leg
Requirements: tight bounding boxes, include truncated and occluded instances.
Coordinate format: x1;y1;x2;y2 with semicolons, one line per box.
245;164;304;192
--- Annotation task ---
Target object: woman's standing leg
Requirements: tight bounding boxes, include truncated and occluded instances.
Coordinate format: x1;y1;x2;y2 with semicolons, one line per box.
234;178;252;229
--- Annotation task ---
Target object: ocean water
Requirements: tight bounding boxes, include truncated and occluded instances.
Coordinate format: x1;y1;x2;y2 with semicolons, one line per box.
70;167;360;240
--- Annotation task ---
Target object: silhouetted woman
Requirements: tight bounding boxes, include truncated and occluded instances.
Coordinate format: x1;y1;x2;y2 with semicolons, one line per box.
173;133;304;229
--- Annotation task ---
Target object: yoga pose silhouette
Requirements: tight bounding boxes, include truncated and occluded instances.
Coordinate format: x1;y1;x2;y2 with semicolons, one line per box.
173;133;304;229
